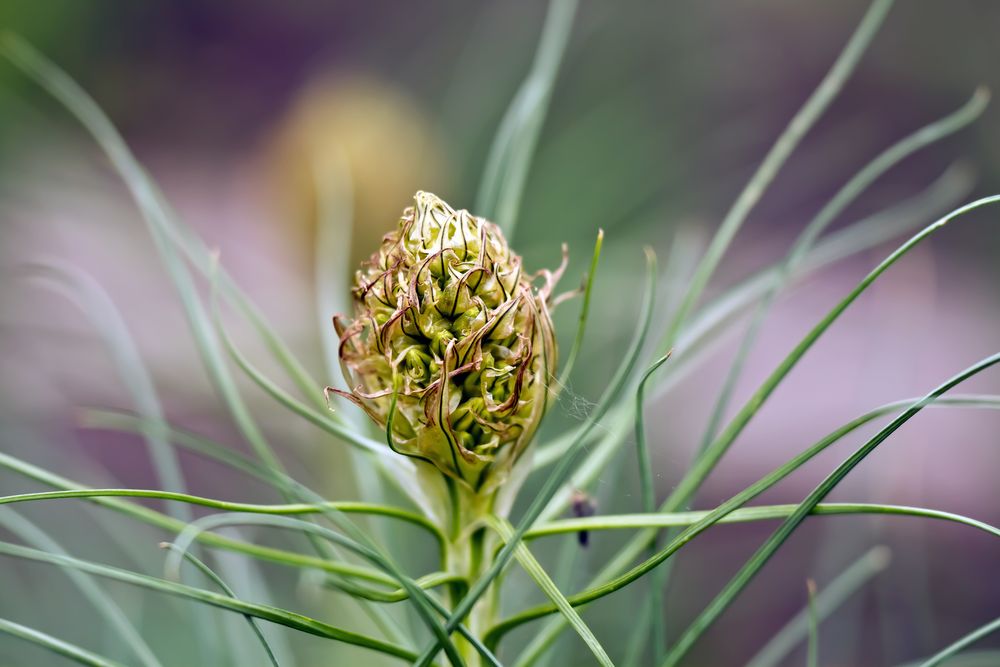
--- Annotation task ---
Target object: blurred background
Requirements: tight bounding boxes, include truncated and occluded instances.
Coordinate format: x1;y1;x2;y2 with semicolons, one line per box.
1;1;998;665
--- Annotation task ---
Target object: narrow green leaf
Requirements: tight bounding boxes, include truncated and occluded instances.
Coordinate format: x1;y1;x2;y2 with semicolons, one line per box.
476;0;578;236
486;516;614;667
746;547;890;667
164;513;478;667
160;543;280;667
24;261;189;523
662;195;1000;518
485;392;1000;655
0;541;421;663
916;617;1000;667
531;161;972;477
0;450;415;588
0;509;162;667
697;87;989;456
632;351;672;661
556;229;604;387
660;352;1000;666
525;503;1000;541
0;617;127;667
806;579;819;667
658;0;894;353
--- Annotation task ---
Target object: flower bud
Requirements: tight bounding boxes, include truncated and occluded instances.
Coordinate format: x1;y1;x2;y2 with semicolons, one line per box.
336;191;561;493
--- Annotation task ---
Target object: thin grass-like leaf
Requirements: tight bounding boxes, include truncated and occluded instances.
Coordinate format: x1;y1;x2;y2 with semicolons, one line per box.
632;351;672;661
524;503;1000;541
745;546;891;667
164;513;482;667
414;248;658;667
660;351;1000;666
485;392;1000;656
806;579;819;667
485;515;614;667
697;87;988;456
475;0;578;237
556;229;604;387
24;261;189;523
0;541;422;663
658;0;894;353
531;162;972;477
916;617;1000;667
0;617;127;667
662;195;1000;518
0;488;444;546
0;509;162;667
0;451;419;588
160;543;280;667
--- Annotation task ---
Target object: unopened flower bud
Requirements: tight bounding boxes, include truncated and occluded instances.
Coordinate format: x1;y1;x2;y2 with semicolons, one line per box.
336;191;562;493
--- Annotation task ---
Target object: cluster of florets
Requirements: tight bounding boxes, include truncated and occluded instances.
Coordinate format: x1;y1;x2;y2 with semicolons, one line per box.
335;192;561;492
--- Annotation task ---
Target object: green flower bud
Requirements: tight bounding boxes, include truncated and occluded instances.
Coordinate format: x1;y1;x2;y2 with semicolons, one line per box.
336;191;561;493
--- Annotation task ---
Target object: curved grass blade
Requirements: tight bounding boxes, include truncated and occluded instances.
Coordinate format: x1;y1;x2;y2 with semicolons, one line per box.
0;34;289;480
485;392;1000;656
697;87;989;456
660;351;1000;666
632;351;672;661
485;515;614;667
916;617;1000;667
0;488;444;546
0;450;414;588
658;0;894;353
414;248;658;667
662;195;1000;519
531;161;972;477
0;541;421;663
746;546;890;667
0;617;127;667
160;543;280;667
806;579;819;667
476;0;578;237
23;261;190;523
556;229;604;387
165;513;484;667
524;503;1000;541
82;409;281;486
0;509;162;667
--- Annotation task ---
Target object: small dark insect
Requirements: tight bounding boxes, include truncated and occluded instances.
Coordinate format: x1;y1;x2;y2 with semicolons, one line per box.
571;489;596;547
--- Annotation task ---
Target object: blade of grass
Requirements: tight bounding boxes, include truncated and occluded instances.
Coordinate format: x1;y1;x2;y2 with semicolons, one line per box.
0;488;443;545
524;504;1000;541
635;352;674;660
531;162;972;476
0;34;289;480
697;87;988;458
486;392;1000;657
806;579;819;667
0;617;127;667
165;512;490;667
662;195;1000;519
414;248;658;667
0;541;423;663
556;229;604;387
475;0;578;237
0;509;162;667
746;546;890;667
485;515;614;667
0;450;430;589
658;0;894;354
159;543;280;667
916;617;1000;667
24;261;190;523
660;351;1000;666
